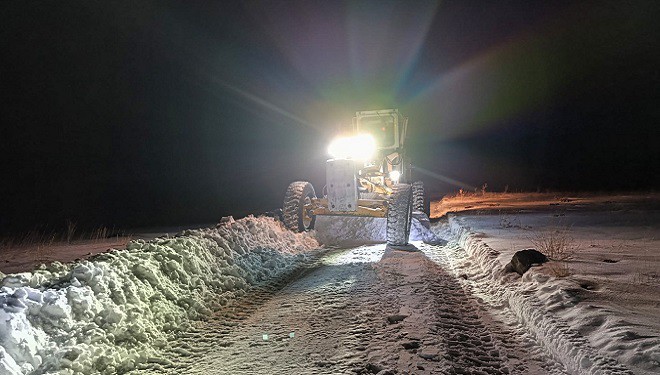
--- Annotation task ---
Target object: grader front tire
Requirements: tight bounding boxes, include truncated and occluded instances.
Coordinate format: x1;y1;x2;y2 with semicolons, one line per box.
283;181;317;232
386;184;413;247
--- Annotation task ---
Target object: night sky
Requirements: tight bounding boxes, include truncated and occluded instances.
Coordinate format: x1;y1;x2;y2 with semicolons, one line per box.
2;1;659;234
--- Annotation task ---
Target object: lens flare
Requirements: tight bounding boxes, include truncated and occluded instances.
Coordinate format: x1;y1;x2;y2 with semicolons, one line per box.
328;134;376;161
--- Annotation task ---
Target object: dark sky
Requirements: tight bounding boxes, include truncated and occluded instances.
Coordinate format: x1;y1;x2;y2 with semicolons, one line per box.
1;0;659;233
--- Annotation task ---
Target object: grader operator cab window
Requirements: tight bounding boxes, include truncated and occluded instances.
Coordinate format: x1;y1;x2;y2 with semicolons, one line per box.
357;114;396;150
354;111;399;150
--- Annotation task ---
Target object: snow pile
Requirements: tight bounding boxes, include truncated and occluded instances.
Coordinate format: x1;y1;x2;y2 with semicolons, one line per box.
443;215;659;374
0;216;318;375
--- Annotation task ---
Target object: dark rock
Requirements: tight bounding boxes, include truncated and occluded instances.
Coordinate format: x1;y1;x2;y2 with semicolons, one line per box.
364;363;384;373
418;351;439;360
386;314;408;324
402;341;421;350
506;249;548;275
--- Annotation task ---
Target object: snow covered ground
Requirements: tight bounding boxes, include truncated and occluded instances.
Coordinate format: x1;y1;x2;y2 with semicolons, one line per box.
444;209;660;374
0;193;657;374
0;216;318;374
171;242;568;374
314;196;660;374
429;192;660;374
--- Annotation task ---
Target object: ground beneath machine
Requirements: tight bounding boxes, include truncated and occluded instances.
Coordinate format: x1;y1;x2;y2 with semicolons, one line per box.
134;242;574;375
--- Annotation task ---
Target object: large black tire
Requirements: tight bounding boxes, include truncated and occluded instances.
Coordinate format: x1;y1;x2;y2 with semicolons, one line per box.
386;184;413;247
412;181;430;216
283;181;316;232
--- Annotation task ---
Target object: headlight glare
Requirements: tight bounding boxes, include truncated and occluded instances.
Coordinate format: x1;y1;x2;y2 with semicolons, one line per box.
327;134;376;161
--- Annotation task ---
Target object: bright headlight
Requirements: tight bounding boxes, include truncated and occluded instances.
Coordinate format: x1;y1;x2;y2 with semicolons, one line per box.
389;170;401;182
327;134;376;161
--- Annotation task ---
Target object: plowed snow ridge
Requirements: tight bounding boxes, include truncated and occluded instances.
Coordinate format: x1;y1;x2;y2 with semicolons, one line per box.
0;216;318;374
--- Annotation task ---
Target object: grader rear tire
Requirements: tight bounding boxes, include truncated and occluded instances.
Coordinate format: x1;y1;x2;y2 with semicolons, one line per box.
386;184;413;247
412;180;430;216
283;181;317;232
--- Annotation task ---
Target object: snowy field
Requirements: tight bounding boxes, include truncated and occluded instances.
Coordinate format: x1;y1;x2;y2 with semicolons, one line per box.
432;193;660;374
0;193;658;374
445;210;660;374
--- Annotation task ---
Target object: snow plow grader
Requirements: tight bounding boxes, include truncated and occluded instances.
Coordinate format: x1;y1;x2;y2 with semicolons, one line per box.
283;109;428;248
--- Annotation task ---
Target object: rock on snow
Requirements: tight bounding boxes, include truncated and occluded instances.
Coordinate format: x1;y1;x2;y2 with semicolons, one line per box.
0;216;318;374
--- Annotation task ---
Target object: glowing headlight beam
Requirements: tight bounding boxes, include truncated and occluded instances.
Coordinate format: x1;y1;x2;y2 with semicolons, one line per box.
389;170;401;182
327;134;376;161
215;79;322;132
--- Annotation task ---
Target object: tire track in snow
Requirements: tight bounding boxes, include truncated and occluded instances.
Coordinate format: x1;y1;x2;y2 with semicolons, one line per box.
188;248;384;374
369;247;564;374
132;245;571;374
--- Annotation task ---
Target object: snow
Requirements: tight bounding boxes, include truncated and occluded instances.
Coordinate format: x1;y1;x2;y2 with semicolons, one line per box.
0;216;318;374
1;193;658;374
440;208;660;375
316;193;658;374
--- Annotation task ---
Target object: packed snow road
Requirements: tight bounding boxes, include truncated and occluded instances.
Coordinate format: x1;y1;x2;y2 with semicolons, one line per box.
138;243;570;375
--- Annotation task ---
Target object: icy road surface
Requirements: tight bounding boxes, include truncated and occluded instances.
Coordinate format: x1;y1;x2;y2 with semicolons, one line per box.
132;241;629;375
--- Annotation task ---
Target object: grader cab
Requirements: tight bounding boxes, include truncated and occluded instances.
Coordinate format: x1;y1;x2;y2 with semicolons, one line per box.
283;109;427;247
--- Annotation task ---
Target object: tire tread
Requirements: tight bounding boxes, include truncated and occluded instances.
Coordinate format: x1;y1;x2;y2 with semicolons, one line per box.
387;184;413;246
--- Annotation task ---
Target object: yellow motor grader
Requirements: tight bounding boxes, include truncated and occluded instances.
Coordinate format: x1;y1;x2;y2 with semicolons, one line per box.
283;109;428;247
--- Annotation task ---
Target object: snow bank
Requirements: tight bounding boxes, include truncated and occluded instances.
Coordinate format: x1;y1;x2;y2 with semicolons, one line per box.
0;216;318;375
444;215;657;374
